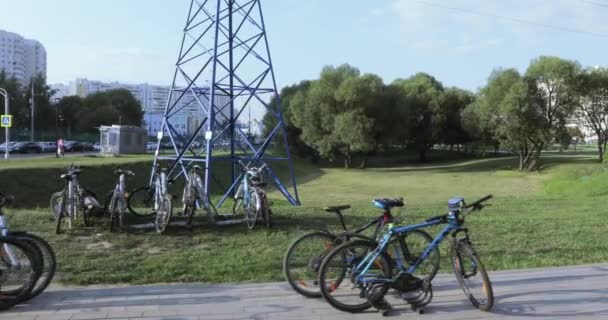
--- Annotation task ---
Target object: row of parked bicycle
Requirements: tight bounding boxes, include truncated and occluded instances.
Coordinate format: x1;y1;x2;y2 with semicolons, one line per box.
50;161;273;234
0;193;56;310
282;195;494;315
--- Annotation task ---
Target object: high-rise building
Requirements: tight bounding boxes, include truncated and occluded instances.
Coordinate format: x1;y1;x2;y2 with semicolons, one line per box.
0;30;46;85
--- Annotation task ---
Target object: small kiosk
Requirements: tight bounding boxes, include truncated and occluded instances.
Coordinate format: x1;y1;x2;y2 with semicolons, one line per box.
99;125;147;155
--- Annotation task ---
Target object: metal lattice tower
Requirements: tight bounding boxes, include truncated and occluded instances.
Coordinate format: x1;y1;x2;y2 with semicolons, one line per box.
152;0;300;212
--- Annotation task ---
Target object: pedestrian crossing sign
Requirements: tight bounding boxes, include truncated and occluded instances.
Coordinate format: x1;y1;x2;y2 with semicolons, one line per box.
0;115;11;128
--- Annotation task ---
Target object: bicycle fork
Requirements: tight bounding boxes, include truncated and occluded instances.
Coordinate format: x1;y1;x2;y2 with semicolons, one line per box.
0;217;19;266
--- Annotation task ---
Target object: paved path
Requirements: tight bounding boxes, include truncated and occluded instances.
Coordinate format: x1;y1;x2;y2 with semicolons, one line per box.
2;264;607;320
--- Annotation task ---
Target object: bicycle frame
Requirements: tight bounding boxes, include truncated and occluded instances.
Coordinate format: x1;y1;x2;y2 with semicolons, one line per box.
354;213;463;284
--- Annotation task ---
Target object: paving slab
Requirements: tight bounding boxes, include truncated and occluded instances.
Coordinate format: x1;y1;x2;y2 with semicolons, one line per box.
1;264;607;320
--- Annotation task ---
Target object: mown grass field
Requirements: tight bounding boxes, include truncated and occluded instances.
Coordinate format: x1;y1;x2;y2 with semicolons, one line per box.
1;152;607;285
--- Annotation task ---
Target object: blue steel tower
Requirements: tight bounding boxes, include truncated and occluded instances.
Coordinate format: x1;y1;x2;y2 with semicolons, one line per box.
152;0;300;214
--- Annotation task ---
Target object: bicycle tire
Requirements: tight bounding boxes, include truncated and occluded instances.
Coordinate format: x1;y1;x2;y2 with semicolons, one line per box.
0;236;40;310
49;191;63;220
451;239;494;311
127;186;156;217
387;229;439;282
9;232;56;300
245;190;260;230
319;240;392;313
108;193;118;232
283;231;338;298
155;194;173;234
261;195;272;228
55;189;69;234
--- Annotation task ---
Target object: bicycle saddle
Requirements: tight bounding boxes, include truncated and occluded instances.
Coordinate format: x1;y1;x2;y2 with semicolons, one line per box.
60;174;74;181
191;165;203;171
373;198;405;210
115;169;135;176
324;205;351;213
0;193;14;207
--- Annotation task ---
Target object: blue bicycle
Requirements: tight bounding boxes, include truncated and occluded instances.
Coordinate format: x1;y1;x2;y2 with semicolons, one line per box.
318;195;494;314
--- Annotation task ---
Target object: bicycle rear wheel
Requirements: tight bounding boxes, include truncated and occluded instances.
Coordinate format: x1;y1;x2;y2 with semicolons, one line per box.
0;236;40;310
319;240;392;313
127;186;156;217
283;232;338;298
9;232;56;300
386;229;439;282
451;240;494;311
55;191;71;234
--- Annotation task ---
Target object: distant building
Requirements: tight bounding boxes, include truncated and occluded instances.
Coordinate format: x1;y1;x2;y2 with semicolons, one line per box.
0;30;46;85
52;78;234;137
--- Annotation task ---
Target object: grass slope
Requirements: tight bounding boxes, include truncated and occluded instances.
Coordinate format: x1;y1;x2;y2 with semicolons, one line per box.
1;152;607;285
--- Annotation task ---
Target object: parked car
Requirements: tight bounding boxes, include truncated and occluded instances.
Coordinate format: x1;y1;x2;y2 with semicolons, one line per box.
146;142;158;151
76;142;95;152
38;142;57;153
0;142;16;153
63;141;78;152
93;142;101;152
13;142;42;153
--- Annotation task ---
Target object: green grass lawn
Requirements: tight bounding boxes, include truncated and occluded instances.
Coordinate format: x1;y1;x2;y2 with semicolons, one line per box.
1;152;607;285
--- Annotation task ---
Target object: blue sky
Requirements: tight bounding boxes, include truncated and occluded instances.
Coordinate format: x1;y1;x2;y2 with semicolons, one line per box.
1;0;607;92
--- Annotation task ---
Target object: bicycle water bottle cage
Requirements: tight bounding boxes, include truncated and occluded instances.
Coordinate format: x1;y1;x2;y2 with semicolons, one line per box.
373;198;405;210
448;197;465;212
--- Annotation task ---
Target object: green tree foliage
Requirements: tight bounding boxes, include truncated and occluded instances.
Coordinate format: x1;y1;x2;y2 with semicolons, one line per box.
574;67;608;161
392;73;445;162
73;89;143;133
290;65;380;168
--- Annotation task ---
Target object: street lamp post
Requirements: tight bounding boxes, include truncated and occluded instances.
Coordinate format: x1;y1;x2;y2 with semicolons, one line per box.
0;88;9;160
52;98;61;158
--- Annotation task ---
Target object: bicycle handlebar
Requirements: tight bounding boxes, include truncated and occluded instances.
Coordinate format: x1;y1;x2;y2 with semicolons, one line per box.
465;194;493;209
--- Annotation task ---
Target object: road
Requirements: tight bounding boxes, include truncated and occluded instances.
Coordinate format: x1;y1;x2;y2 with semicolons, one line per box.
3;152;98;159
2;264;607;320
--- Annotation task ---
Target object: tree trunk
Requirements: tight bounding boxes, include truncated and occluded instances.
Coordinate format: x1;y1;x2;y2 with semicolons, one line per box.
418;148;427;163
359;158;368;169
598;137;605;162
344;153;352;169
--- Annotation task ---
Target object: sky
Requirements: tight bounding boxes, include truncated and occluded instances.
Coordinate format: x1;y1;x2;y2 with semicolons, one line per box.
1;0;608;92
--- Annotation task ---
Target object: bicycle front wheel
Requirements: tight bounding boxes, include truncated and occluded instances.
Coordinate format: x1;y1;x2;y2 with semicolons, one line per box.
55;192;70;234
9;232;56;300
0;236;40;310
283;232;338;298
154;194;173;234
49;191;63;220
451;239;494;311
244;190;260;230
127;186;156;217
319;240;392;313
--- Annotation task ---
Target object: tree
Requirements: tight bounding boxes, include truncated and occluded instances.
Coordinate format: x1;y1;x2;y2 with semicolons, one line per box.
56;95;84;137
75;89;143;133
262;81;315;158
523;56;581;168
439;88;474;151
290;64;381;168
575;67;608;161
392;73;444;162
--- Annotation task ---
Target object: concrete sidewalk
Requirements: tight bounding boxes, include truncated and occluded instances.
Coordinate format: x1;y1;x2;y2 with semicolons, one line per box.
2;264;607;320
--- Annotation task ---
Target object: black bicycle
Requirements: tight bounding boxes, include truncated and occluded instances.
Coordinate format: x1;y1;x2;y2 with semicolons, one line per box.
0;193;56;309
283;199;438;298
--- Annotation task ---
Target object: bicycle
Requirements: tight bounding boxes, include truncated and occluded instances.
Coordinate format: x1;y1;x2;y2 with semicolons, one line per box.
318;195;494;314
283;199;437;298
181;164;212;229
152;165;173;234
54;165;100;234
0;193;56;308
106;168;135;232
233;161;272;230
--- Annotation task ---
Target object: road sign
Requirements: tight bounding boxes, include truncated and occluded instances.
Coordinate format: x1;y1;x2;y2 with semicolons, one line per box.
0;115;11;128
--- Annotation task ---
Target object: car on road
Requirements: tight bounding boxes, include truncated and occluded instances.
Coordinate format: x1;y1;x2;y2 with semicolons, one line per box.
93;142;101;152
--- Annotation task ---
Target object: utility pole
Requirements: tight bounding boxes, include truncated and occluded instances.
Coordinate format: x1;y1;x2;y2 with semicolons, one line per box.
0;88;9;160
30;82;35;142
